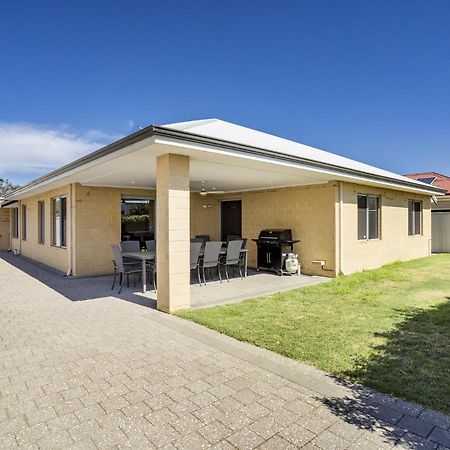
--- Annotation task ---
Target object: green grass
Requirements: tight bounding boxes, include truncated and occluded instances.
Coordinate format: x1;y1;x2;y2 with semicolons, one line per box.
177;255;450;414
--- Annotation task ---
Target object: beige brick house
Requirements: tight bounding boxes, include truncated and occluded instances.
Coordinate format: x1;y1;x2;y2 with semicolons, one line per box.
1;119;444;311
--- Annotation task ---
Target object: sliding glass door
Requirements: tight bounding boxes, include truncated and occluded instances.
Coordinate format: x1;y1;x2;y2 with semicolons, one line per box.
120;197;155;246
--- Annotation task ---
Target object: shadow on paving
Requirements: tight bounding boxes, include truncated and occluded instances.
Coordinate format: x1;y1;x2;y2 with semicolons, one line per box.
0;251;157;308
317;301;450;446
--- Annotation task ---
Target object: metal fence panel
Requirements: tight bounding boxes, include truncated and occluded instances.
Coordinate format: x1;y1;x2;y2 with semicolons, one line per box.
432;211;450;253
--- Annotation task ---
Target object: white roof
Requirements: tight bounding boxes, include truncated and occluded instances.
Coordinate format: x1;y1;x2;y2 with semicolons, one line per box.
162;118;421;187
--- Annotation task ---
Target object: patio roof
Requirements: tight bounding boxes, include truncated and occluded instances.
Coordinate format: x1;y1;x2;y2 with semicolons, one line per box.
3;118;445;201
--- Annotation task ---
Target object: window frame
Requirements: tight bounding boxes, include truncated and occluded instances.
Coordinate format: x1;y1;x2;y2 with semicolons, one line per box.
38;200;45;244
21;204;27;241
51;196;67;248
357;194;381;241
408;200;422;236
11;207;19;239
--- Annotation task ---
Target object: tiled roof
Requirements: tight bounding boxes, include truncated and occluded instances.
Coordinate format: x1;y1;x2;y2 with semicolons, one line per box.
404;172;450;195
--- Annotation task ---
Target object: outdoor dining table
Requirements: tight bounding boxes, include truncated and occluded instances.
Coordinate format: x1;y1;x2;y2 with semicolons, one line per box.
121;251;155;293
123;246;249;293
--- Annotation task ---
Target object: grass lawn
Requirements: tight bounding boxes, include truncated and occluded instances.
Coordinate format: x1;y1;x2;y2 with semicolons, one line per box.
177;255;450;414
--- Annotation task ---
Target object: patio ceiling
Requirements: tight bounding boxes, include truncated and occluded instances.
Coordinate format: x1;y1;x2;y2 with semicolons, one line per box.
75;142;334;192
7;138;336;200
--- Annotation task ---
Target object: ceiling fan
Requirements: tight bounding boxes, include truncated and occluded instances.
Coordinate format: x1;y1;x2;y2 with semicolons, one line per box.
197;181;225;196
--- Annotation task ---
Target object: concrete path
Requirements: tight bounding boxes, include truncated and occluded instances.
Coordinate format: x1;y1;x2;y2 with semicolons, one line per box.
0;254;449;449
190;270;329;308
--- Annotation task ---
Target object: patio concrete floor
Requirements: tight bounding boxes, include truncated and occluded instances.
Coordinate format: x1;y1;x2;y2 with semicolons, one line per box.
0;252;330;309
1;251;449;449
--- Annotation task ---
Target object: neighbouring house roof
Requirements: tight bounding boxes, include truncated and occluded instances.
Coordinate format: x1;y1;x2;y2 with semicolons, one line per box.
405;172;450;195
2;118;445;201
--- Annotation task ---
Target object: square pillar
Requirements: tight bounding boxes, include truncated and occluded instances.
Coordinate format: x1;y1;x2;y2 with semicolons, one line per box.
156;154;190;312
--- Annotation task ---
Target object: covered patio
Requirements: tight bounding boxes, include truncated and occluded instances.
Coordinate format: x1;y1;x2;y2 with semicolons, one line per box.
6;120;345;312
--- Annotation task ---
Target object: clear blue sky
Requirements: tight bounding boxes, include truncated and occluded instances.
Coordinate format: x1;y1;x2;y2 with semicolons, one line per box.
1;0;449;184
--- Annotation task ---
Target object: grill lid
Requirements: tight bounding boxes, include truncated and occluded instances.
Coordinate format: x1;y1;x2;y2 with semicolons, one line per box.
257;228;293;241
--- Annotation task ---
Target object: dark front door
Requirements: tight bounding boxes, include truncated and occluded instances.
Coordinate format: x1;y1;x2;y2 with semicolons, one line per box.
221;200;242;241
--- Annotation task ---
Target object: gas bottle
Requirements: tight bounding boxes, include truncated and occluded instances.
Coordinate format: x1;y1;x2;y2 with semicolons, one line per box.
285;253;299;274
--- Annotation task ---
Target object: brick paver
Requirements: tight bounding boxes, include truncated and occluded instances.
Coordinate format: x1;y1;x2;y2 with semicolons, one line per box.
0;254;449;449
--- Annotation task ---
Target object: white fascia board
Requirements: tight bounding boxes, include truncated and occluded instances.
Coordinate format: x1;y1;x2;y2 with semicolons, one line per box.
154;136;441;196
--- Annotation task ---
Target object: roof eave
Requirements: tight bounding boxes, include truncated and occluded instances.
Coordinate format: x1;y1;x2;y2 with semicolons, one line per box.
152;126;446;196
3;124;445;201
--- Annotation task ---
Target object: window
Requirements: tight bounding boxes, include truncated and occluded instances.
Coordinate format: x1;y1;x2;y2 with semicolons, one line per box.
408;200;422;235
38;201;45;244
51;196;67;247
358;194;380;240
11;208;19;239
21;205;27;241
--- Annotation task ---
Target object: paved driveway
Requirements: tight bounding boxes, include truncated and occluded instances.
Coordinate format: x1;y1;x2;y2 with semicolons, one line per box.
0;255;449;449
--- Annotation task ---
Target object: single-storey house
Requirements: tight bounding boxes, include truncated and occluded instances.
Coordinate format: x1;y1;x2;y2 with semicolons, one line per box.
0;119;445;311
405;172;450;253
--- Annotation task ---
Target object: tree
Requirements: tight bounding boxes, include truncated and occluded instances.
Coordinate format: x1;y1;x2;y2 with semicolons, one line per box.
0;178;20;197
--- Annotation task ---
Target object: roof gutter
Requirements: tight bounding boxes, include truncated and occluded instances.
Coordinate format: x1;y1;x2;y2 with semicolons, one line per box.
151;126;446;195
0;199;19;207
3;124;445;201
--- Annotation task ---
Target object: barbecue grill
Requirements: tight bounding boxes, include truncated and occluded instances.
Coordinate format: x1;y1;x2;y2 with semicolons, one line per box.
252;229;300;275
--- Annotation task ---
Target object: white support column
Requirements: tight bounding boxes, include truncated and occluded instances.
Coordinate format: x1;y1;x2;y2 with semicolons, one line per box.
156;154;190;312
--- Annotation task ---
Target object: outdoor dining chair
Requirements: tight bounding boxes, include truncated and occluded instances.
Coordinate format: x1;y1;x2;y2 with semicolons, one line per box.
238;238;247;268
111;245;141;294
120;240;140;252
195;235;210;245
190;242;203;286
220;239;243;281
145;240;156;253
199;241;222;285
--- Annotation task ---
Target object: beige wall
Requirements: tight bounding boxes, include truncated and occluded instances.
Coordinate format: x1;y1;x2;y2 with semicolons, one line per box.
191;182;433;277
190;194;221;240
339;182;431;274
73;186;219;277
4;179;433;279
72;184;156;276
10;186;71;273
0;208;10;250
190;183;337;277
241;184;337;276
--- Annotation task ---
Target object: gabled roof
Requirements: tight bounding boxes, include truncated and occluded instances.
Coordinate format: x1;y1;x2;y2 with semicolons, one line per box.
405;172;450;195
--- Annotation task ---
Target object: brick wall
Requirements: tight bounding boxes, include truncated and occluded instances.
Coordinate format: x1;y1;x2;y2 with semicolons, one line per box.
72;184;156;276
339;182;431;274
10;186;71;273
0;208;10;251
241;183;337;276
73;186;220;276
6;180;433;278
